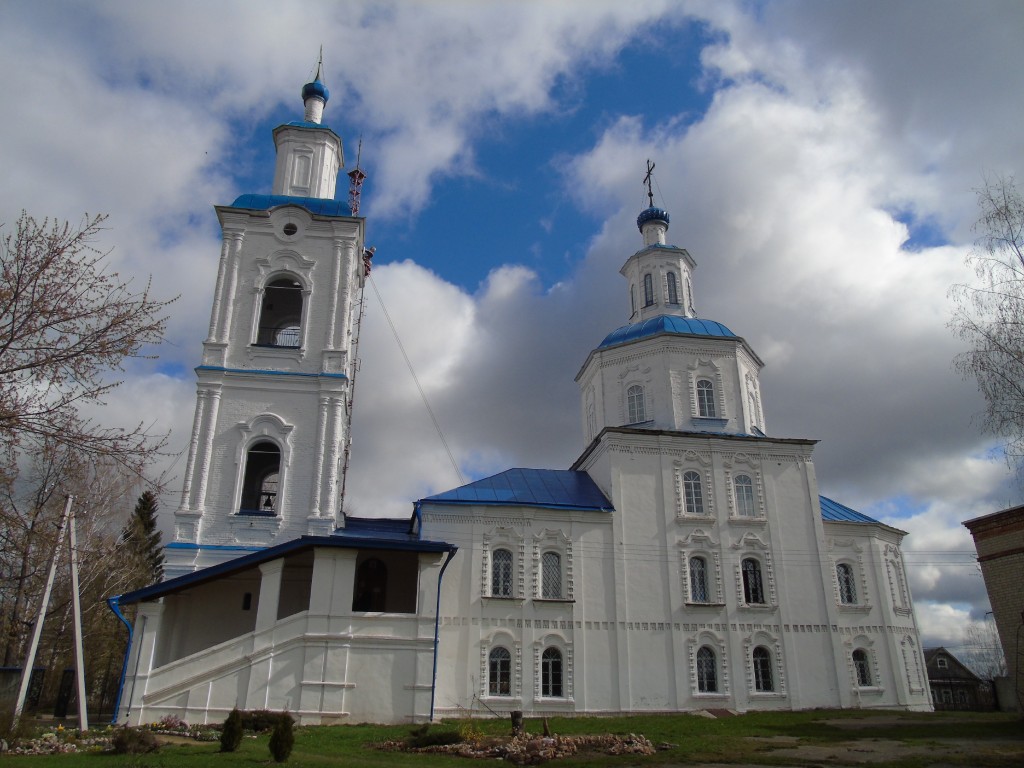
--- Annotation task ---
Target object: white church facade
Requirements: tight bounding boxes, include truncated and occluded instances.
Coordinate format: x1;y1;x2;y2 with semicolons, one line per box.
110;72;932;725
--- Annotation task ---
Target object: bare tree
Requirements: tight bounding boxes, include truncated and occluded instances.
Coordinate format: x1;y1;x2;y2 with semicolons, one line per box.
0;212;175;476
960;618;1008;680
951;176;1024;470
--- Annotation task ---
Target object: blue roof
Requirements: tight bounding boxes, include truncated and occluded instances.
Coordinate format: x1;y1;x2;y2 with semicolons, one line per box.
302;78;329;103
819;496;880;523
343;516;416;541
637;206;670;230
599;315;736;349
229;194;352;217
421;469;612;512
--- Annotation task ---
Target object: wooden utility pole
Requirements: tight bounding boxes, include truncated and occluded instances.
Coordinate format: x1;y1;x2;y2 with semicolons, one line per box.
12;495;89;730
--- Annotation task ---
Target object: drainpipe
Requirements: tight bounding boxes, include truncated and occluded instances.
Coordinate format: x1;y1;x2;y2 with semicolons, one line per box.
429;548;458;722
106;596;134;725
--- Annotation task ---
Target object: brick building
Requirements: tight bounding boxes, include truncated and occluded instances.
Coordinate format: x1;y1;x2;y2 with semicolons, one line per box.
963;506;1024;711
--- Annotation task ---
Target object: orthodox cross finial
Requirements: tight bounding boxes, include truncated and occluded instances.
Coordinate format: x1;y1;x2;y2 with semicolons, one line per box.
643;159;656;208
315;45;324;81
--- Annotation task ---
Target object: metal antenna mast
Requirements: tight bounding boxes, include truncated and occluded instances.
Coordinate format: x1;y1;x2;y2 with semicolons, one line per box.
348;137;367;216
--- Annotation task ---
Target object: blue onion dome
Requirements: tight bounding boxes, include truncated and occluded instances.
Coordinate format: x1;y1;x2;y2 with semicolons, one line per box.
302;78;329;104
634;205;667;230
636;206;670;231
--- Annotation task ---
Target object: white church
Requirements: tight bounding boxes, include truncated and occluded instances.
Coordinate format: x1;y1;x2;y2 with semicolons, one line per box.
110;70;932;725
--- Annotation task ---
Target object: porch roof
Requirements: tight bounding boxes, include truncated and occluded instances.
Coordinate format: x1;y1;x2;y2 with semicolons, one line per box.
115;531;456;605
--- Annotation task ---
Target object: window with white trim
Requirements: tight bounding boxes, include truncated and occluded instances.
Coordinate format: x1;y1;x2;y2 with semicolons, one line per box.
836;563;857;605
541;552;562;599
696;379;716;417
488;647;512;696
742;558;765;604
697;646;718;692
256;276;304;347
689;556;709;603
667;272;679;304
734;474;755;517
491;549;514;597
240;441;281;515
643;273;654;306
683;471;705;516
752;646;774;692
627;384;646;424
853;649;871;687
541;647;563;697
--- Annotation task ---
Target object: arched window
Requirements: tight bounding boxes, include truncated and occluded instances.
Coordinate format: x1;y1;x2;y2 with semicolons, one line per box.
683;471;704;516
256;277;304;347
836;563;857;604
696;379;716;418
491;549;513;597
240;441;281;515
630;285;636;316
541;552;562;599
643;273;654;306
852;649;871;687
667;272;679;304
742;558;765;604
734;475;755;517
697;646;717;692
352;557;388;612
753;646;774;692
541;647;563;697
689;556;709;603
488;647;512;696
627;384;646;424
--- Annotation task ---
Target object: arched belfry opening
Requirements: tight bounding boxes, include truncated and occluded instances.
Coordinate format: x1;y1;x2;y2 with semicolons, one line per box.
240;441;281;515
256;277;304;347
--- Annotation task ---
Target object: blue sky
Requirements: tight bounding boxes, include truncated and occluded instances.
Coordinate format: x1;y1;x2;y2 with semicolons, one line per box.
2;0;1023;659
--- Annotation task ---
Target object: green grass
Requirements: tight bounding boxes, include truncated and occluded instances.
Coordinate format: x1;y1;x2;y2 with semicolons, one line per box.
7;710;1023;767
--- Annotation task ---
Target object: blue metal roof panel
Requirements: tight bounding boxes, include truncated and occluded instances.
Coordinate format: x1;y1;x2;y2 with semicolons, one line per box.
229;194;353;218
422;469;612;511
598;315;736;349
819;496;880;524
343;516;415;540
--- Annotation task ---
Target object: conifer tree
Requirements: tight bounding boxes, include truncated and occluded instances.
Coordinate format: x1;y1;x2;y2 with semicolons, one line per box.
123;490;164;582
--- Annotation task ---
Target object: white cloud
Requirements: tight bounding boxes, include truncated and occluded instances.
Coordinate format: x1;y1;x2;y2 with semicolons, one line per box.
2;0;1022;640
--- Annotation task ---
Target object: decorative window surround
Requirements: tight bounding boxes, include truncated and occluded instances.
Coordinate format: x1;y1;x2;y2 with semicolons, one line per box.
482;528;526;599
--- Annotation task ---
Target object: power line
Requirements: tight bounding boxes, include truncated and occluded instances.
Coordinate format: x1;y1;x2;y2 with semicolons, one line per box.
367;274;465;487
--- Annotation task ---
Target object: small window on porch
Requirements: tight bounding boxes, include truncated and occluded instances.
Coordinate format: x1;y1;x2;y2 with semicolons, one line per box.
351;550;418;613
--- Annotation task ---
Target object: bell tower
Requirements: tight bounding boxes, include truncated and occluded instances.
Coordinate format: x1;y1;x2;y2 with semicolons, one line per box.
166;64;367;577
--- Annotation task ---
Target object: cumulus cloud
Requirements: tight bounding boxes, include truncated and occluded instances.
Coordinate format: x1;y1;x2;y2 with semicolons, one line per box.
2;1;1022;654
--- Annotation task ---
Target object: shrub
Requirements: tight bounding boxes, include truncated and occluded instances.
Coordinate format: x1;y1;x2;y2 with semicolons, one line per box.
268;713;294;763
405;723;462;749
242;709;286;733
110;727;159;754
220;708;243;753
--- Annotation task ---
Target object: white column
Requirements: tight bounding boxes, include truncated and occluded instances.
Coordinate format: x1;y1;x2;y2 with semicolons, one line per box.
192;388;222;513
179;389;208;510
311;396;331;516
218;232;244;345
321;396;345;516
206;233;233;343
255;560;286;637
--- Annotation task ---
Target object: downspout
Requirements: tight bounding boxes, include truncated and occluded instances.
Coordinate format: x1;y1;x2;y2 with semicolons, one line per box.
106;596;133;725
413;501;423;538
429;547;458;722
